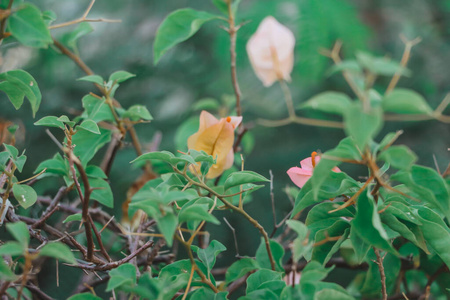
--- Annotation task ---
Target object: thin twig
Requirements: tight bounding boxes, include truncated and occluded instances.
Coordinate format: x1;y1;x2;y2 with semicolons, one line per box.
49;0;121;29
223;217;240;257
385;36;422;94
374;248;388;300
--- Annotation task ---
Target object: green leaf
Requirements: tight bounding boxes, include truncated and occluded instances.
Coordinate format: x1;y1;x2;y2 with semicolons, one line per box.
131;151;175;165
39;242;76;264
246;269;284;294
192;98;220;111
415;206;450;269
0;70;41;116
84;177;114;208
0;241;24;256
191;240;226;278
153;8;220;64
378;145;417;170
8;3;53;48
382;88;433;115
35;153;68;176
78;75;104;85
308;137;361;200
3;144;18;160
315;289;355;300
300;261;333;283
349;226;371;264
352;191;397;254
344;102;383;150
42;10;56;26
123;105;153;121
0;259;16;281
298;92;352;116
224;171;269;191
78;119;100;134
12;184;37;209
6;221;29;248
106;263;136;291
81;95;115;123
312;222;350;265
72;128;111;166
380;212;428;252
67;293;103;300
286;220;312;262
34;116;65;129
178;204;220;225
56;115;76;127
391;165;450;219
327;60;362;76
61;23;93;52
356;51;411;77
14;155;26;173
62;213;82;224
225;257;260;284
293;172;360;216
255;238;284;271
109;71;136;83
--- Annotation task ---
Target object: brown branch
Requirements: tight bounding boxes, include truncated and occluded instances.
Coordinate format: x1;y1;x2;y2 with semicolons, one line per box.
226;0;242;118
25;283;56;300
385;36;422;95
423;264;449;300
0;0;13;40
69;240;154;271
374;248;388;300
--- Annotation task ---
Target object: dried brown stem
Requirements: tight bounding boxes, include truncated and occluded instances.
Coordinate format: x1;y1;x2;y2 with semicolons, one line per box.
226;0;242;118
385;36;422;94
0;0;13;40
374;248;388;300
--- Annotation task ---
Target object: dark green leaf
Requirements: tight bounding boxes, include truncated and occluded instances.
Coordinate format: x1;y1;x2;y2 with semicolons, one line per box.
298;92;352;116
131;151;175;164
6;221;29;248
356;51;411;77
123;105;153;121
349;226;371;264
224;171;269;191
67;293;102;300
415;206;450;269
154;8;220;64
0;70;41;116
225;257;260;284
255;238;284;271
62;213;82;224
382;89;433;115
39;242;76;264
78;119;100;134
246;269;284;294
0;259;16;281
78;75;104;85
191;240;226;277
12;184;37;209
81;95;116;123
344;102;383;150
61;23;93;52
352;192;397;254
0;241;24;256
8;3;53;48
378;145;417;170
72;128;111;166
106;263;136;291
34;116;65;129
109;71;136;83
14;155;26;173
315;289;355;300
178;204;220;225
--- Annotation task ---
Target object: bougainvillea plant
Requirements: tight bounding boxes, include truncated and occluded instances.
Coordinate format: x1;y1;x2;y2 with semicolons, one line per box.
0;0;449;299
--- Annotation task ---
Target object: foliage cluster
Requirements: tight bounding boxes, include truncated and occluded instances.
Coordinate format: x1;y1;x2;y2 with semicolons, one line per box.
0;0;449;299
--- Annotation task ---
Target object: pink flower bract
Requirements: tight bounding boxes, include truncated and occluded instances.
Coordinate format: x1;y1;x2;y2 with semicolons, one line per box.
287;153;341;188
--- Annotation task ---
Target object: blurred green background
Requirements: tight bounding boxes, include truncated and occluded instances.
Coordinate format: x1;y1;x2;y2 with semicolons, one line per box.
1;0;450;297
